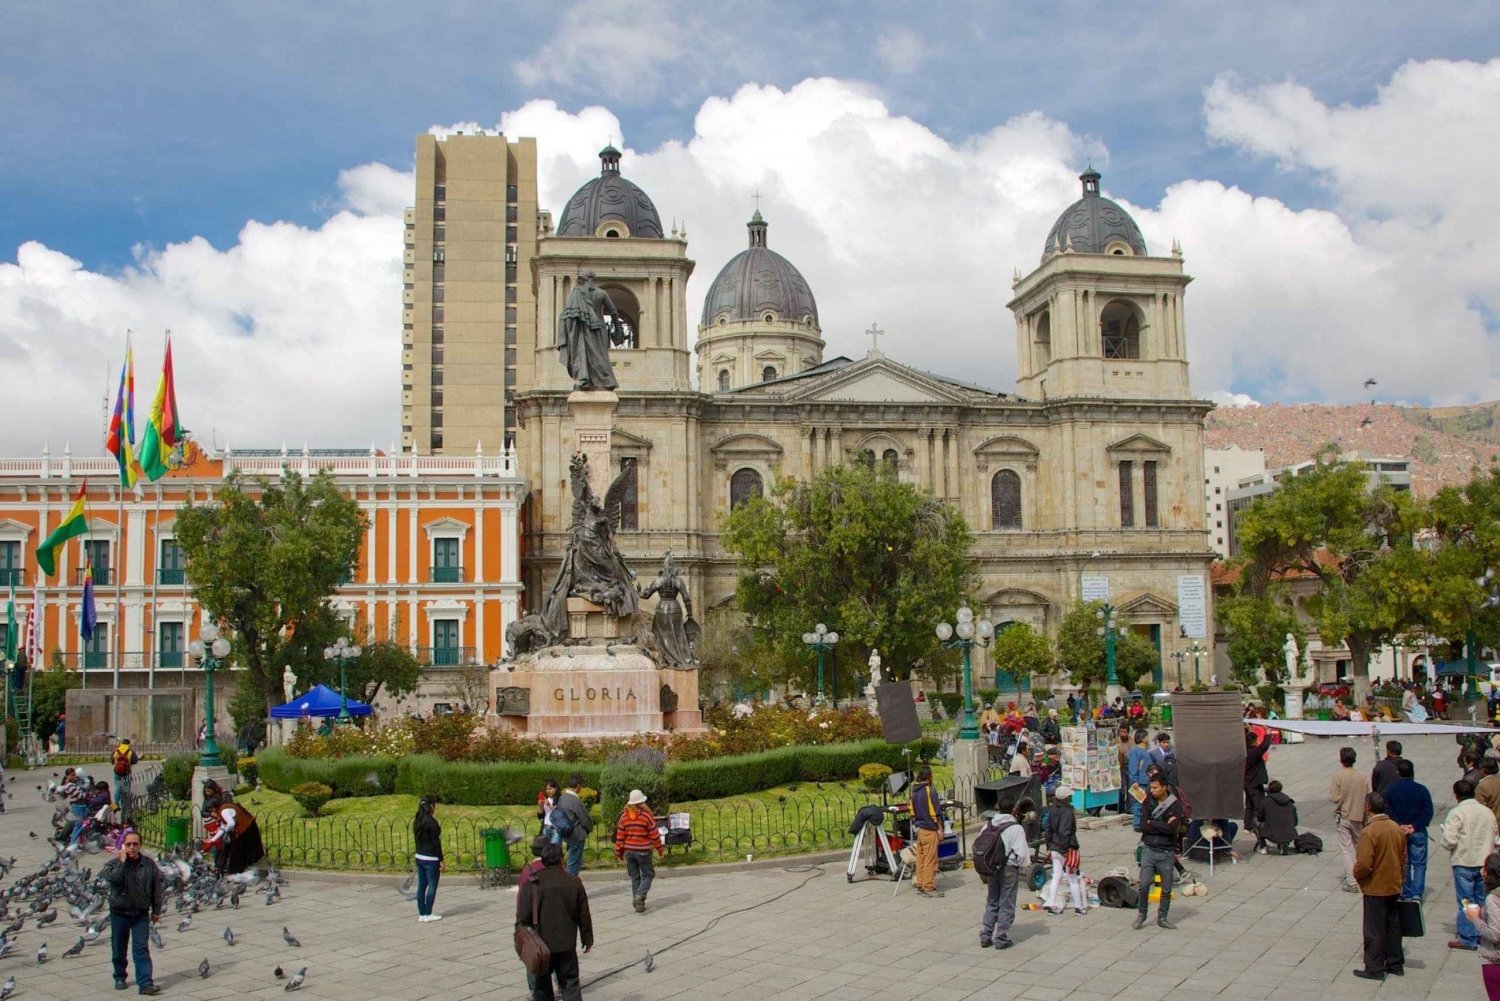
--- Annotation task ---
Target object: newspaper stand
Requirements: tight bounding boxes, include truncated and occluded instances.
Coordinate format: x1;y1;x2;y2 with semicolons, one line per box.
1058;724;1120;816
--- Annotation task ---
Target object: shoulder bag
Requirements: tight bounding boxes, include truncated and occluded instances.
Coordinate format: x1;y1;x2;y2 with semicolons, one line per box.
514;884;551;976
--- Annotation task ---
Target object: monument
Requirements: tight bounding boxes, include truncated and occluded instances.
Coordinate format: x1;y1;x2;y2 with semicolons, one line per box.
489;279;704;736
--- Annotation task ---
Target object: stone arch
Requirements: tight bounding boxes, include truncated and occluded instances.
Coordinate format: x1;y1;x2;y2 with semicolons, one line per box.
599;283;640;348
1034;310;1051;367
1100;298;1144;360
990;469;1022;530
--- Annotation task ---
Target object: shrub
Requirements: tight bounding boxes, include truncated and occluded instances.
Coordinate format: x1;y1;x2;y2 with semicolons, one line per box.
859;763;893;792
256;747;396;798
601;748;668;828
290;782;333;817
161;753;197;800
395;754;604;806
932;693;964;718
239;756;259;788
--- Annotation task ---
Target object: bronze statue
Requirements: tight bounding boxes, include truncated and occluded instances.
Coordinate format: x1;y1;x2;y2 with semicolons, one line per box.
557;271;625;391
641;549;697;668
541;453;639;636
505;613;553;660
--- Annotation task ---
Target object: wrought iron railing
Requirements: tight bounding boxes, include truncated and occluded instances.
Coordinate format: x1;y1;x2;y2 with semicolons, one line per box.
429;566;463;583
0;568;24;587
157;568;186;585
76;566;112;586
416;646;476;667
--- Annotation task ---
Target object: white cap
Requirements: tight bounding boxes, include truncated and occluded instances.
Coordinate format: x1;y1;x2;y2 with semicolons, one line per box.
627;789;648;806
1054;786;1075;801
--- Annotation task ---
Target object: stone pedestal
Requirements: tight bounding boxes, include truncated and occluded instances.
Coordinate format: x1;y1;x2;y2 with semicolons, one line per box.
952;738;987;798
568;390;619;497
661;667;703;731
191;763;231;835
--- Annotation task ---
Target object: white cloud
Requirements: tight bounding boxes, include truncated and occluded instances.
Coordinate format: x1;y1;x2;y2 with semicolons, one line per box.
1210;391;1260;409
874;27;929;75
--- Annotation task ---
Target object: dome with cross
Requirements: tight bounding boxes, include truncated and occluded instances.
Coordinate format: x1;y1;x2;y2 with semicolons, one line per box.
701;210;819;328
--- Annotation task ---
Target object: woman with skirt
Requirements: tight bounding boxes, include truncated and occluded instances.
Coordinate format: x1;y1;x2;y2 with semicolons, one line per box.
206;792;265;875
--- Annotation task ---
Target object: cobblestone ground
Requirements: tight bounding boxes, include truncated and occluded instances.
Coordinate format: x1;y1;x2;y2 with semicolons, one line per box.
0;733;1491;1000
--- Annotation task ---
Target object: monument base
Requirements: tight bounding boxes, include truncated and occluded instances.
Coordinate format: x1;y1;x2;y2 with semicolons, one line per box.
191;763;231;835
952;738;987;798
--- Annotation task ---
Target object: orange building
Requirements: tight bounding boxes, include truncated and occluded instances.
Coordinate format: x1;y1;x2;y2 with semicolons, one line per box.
0;443;526;734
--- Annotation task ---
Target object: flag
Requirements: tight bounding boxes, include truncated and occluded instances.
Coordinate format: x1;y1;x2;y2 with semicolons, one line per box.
3;581;14;663
80;566;97;643
139;336;183;481
24;581;41;669
105;336;139;488
35;481;88;577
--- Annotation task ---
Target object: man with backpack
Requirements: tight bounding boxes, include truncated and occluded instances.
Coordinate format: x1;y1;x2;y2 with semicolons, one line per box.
111;738;139;812
1134;776;1186;931
974;795;1032;950
552;775;595;876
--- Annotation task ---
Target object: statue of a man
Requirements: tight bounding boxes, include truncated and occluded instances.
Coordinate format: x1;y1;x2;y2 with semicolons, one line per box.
282;666;298;703
868;649;882;687
556;271;625;391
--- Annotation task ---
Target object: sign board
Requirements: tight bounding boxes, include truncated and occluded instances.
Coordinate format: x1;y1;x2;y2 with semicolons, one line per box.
1080;574;1110;603
1177;574;1207;638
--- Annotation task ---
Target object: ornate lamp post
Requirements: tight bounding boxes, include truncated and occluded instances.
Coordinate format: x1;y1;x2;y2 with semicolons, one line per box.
323;637;362;725
1188;640;1207;687
1096;604;1127;703
188;622;231;768
1171;650;1187;689
936;602;994;740
801;624;839;704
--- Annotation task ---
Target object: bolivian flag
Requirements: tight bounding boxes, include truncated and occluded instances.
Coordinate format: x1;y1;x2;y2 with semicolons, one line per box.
35;481;88;577
139;336;183;481
105;336;139;488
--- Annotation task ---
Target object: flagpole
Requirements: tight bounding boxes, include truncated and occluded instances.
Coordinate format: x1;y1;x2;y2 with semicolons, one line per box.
114;485;124;690
149;486;159;692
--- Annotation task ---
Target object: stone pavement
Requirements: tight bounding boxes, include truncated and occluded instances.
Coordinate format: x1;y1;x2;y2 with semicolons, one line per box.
0;733;1492;1000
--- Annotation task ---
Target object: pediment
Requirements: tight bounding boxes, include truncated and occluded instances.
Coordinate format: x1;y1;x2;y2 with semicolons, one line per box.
1106;433;1171;456
1117;592;1178;618
0;518;33;539
753;349;787;361
974;435;1040;459
87;517;119;537
787;359;972;404
610;428;653;451
422;516;471;540
982;587;1051;609
710;433;784;458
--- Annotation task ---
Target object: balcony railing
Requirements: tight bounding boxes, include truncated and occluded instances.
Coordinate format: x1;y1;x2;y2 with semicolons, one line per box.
157;568;186;585
430;566;463;583
416;646;476;668
157;651;184;669
0;568;21;587
76;566;111;586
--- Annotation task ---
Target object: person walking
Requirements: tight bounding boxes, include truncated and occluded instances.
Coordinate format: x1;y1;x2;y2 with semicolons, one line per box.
910;767;944;898
1043;787;1085;915
412;795;444;922
1244;726;1274;851
978;796;1031;949
516;835;553;1000
1442;779;1499;952
1477;759;1500;827
101;830;164;995
111;738;139;811
1384;760;1434;900
1115;726;1133;817
1127;729;1152;831
1372;740;1406;796
613;789;664;913
1352;791;1406;981
516;841;593;1001
1462;852;1500;999
1329;746;1370;892
554;776;595;876
1133;776;1186;931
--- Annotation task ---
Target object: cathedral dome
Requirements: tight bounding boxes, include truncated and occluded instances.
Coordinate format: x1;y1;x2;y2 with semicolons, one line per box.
1044;168;1147;257
556;146;664;239
700;212;819;327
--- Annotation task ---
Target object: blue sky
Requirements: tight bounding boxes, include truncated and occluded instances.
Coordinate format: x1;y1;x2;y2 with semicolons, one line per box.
1;1;1498;450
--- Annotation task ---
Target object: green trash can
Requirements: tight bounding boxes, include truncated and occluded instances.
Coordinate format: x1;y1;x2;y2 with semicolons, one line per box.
1161;704;1172;725
481;828;510;870
164;816;190;848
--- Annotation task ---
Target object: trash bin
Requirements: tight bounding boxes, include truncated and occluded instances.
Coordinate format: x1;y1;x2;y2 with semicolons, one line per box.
481;828;510;870
1161;704;1172;725
165;816;190;848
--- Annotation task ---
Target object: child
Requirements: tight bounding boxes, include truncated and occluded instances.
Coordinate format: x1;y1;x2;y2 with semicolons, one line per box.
1254;779;1299;854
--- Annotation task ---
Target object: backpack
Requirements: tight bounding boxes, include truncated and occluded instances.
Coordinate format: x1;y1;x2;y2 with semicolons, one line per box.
972;818;1017;883
1172;783;1192;836
113;755;130;776
551;806;574;839
1293;832;1323;855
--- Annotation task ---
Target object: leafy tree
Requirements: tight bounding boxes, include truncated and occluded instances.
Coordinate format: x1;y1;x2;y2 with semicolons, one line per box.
1426;466;1500;654
721;463;973;683
30;660;77;745
990;622;1053;689
1054;601;1159;692
174;469;366;714
1217;584;1306;689
1115;632;1161;692
1235;457;1424;691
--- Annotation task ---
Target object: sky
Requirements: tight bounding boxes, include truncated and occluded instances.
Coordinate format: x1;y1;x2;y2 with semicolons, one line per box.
2;1;1499;454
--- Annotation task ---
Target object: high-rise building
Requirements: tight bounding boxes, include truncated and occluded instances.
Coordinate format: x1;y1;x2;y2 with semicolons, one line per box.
1203;445;1265;557
402;132;537;455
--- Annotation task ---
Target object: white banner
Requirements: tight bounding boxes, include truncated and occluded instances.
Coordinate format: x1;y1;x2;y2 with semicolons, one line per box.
1080;574;1110;603
1177;574;1207;638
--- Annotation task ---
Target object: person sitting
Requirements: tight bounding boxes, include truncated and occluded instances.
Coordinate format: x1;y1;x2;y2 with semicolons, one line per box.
1127;698;1147;724
1022;704;1041;732
1332;699;1352;721
1040;709;1062;746
1255;780;1300;854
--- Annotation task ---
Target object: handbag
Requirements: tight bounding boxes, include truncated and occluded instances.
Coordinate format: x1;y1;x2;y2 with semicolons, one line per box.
513;884;551;976
1397;897;1425;938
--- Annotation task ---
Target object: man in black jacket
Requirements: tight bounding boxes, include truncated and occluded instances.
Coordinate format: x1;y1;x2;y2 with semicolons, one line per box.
100;832;164;994
1371;741;1405;796
1133;776;1185;931
1244;727;1274;851
517;842;593;1001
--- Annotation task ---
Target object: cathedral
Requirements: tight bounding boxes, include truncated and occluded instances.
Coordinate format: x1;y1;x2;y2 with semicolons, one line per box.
513;150;1213;687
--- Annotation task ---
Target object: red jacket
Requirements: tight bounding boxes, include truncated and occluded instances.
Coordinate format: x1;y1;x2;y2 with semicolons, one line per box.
614;807;663;856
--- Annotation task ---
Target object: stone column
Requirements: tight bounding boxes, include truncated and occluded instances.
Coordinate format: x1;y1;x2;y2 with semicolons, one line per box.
568;390;620;498
801;427;813;481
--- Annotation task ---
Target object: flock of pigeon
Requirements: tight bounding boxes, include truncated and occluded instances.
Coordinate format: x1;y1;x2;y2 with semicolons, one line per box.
2;774;310;996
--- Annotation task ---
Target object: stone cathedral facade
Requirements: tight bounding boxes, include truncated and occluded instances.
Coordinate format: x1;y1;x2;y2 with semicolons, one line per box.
514;154;1213;686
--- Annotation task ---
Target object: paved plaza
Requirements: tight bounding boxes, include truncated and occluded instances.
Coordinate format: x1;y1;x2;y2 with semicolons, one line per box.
0;733;1491;1000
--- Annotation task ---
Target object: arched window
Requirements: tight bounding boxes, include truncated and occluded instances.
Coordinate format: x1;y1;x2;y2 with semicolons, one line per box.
882;448;899;473
717;369;730;391
1034;311;1051;367
761;366;777;382
859;448;876;471
991;469;1022;530
617;458;639;530
730;468;763;510
1100;300;1141;360
599;283;640;349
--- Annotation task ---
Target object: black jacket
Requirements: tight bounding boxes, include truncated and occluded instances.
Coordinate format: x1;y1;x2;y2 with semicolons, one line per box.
1139;793;1186;849
1046;803;1078;852
910;781;941;832
1244;734;1272;789
1371;757;1404;795
1040;719;1061;745
413;813;443;860
516;863;594;954
1255;791;1299;844
555;791;594;844
101;856;165;917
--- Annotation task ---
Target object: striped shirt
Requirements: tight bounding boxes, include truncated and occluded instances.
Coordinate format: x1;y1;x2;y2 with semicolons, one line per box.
614;807;663;855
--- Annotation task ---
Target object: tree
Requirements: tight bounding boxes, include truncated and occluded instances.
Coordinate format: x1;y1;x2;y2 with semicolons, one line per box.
441;661;491;714
721;462;973;683
174;469;367;714
30;661;77;745
1426;466;1500;656
1054;601;1157;692
1116;632;1161;692
1234;457;1424;692
990;623;1053;690
1217;584;1306;689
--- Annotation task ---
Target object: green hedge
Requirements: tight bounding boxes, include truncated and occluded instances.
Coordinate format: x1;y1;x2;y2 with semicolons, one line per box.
396;755;603;807
161;748;240;800
255;747;396;798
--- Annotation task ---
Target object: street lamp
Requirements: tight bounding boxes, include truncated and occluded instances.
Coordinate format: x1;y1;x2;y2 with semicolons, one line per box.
1187;640;1207;687
323;637;362;725
936;602;994;740
1170;650;1187;689
800;624;839;704
1095;604;1128;702
188;622;232;768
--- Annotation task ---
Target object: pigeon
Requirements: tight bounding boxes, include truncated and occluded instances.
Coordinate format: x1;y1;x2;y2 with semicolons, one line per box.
0;976;13;999
274;966;285;980
223;926;235;946
82;921;102;942
644;949;655;973
35;942;46;965
282;926;301;947
1364;378;1378;389
62;937;84;958
229;888;241;909
36;909;57;927
177;915;192;932
396;873;416;901
149;926;164;949
199;957;211;979
284;966;306;991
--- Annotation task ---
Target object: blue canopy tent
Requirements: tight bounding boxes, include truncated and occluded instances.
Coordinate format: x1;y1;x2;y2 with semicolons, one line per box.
270;684;373;719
